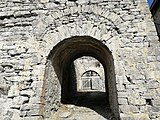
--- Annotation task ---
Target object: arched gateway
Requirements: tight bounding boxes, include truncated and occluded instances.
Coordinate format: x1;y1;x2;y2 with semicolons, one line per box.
0;0;159;119
43;36;119;119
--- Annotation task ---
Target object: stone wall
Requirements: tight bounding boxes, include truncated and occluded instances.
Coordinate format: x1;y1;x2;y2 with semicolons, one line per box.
0;0;160;120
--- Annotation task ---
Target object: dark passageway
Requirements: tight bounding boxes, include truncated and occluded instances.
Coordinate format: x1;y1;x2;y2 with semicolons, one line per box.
47;36;120;119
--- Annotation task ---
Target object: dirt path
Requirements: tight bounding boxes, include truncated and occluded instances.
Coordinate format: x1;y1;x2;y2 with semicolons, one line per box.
50;104;115;120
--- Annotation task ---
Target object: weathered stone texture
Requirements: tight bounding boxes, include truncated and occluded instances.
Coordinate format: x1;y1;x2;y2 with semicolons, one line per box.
0;0;159;120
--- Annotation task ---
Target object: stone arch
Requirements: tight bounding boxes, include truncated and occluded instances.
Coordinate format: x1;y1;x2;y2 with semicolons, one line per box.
43;36;119;119
82;69;102;76
81;70;101;78
41;20;121;59
34;5;123;57
34;4;122;40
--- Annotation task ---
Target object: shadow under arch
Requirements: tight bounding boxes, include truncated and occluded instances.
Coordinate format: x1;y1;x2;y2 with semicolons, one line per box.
45;36;120;119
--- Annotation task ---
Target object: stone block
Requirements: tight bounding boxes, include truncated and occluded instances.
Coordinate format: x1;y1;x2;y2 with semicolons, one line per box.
147;80;160;89
128;92;146;106
123;15;135;21
118;98;128;105
101;32;112;41
77;0;88;4
21;116;43;120
8;85;20;98
157;56;160;61
14;11;30;17
119;105;139;113
12;0;22;3
147;56;156;62
10;104;21;109
13;96;29;105
139;106;148;113
132;37;143;43
152;98;160;106
27;109;40;116
40;0;49;3
20;111;27;117
127;27;138;33
118;92;129;98
133;73;145;80
0;84;10;95
148;106;160;119
125;84;139;89
120;113;150;120
31;81;43;88
116;84;125;91
20;104;30;111
20;90;35;97
148;106;160;113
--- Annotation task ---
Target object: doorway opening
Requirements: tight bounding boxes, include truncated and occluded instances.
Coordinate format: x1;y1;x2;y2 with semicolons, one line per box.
67;56;107;107
44;36;119;119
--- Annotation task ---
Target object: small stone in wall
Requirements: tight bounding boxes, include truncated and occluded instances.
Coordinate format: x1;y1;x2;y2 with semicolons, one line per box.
0;85;10;95
40;0;49;3
8;85;20;98
20;89;35;97
12;0;22;3
59;111;71;118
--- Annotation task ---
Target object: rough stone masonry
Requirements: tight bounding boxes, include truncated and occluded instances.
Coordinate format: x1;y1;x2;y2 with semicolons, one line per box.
0;0;160;120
